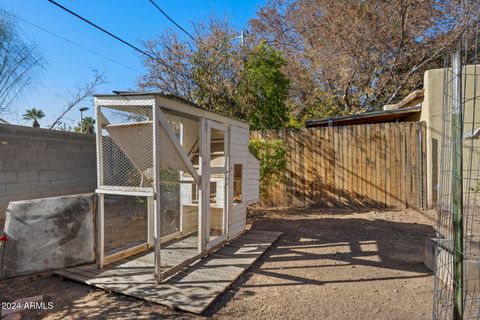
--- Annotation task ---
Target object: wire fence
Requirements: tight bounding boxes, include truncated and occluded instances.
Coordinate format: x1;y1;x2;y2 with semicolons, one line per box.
104;194;148;255
101;106;153;191
97;104;201;278
434;21;480;320
157;118;200;275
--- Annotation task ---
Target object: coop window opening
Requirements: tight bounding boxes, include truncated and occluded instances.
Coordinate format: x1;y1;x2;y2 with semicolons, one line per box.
233;164;243;203
210;129;225;167
191;182;217;203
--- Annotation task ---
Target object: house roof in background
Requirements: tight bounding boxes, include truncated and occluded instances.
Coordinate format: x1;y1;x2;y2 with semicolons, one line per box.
304;105;422;128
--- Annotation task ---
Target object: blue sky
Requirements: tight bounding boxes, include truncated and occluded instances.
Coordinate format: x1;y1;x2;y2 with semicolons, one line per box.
1;0;265;127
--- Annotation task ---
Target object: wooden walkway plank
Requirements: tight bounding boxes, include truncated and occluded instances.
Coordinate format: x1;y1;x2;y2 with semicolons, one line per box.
55;229;282;315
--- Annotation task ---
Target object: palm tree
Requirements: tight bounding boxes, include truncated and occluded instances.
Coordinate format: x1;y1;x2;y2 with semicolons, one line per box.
75;116;95;134
22;108;45;128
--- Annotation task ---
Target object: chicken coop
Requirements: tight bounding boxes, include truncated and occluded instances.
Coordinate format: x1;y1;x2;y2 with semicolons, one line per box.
94;92;260;282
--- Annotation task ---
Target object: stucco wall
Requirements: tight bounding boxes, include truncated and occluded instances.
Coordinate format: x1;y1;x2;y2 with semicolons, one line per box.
421;64;480;208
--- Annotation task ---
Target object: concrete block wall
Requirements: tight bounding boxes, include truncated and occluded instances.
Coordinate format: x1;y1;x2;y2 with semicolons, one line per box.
0;123;96;218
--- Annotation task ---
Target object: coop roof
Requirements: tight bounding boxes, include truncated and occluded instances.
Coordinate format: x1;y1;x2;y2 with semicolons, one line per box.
94;91;248;127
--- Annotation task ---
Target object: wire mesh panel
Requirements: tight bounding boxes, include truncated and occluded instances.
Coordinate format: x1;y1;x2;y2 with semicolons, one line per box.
103;194;149;255
156;118;201;277
96;99;205;280
433;23;480;320
158;171;200;276
100;106;154;190
159;170;182;238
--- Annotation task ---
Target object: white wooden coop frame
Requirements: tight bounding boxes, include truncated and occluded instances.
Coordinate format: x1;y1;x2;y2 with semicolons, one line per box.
94;93;251;283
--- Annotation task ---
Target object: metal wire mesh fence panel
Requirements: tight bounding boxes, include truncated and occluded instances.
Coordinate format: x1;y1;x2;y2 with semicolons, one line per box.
433;23;480;320
96;101;203;279
159;170;181;239
100;107;154;191
154;118;200;276
159;171;199;274
103;194;149;255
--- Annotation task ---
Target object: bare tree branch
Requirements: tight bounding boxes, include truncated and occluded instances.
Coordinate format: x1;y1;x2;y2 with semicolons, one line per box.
251;0;480;117
49;71;107;129
0;12;44;114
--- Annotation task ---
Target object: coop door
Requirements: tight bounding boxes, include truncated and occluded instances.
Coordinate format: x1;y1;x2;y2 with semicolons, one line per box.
204;120;228;250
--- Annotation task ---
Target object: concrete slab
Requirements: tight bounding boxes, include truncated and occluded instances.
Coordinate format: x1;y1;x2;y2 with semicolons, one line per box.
424;237;480;293
2;194;95;278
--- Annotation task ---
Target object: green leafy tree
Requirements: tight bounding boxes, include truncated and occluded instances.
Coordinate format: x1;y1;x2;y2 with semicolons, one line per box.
237;42;290;130
249;138;287;198
22;108;45;128
74;116;95;134
140;20;291;129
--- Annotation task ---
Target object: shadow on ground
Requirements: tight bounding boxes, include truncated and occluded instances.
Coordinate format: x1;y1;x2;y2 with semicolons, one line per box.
205;208;435;317
0;208;435;319
0;273;192;319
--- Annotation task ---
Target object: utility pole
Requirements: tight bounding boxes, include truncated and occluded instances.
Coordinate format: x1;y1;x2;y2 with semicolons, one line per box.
241;29;245;48
451;43;464;320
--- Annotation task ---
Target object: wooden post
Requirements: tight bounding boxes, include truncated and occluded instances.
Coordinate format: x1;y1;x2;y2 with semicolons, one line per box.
153;102;162;283
224;126;230;238
147;196;154;248
95;103;104;268
198;117;209;253
451;46;464;320
97;193;104;268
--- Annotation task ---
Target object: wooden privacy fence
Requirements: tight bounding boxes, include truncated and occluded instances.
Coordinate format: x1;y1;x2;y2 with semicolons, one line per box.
251;122;427;210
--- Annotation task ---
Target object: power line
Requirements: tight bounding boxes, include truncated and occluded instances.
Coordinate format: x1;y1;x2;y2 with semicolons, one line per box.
47;0;156;60
45;1;195;82
1;9;142;74
147;0;196;42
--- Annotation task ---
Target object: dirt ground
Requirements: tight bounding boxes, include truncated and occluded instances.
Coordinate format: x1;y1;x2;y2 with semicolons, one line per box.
0;207;435;319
